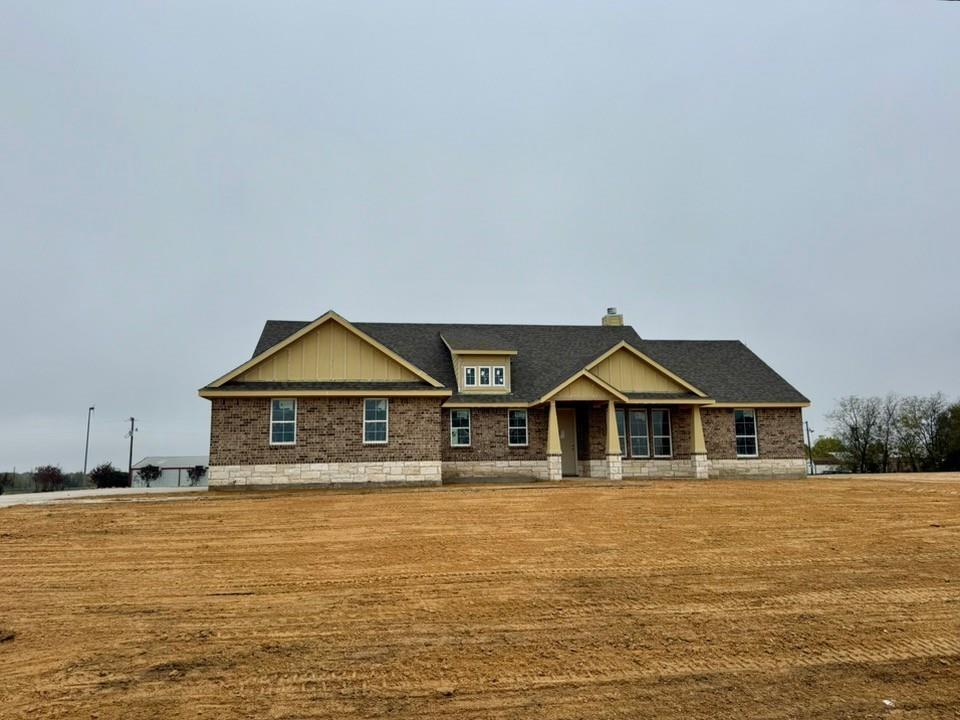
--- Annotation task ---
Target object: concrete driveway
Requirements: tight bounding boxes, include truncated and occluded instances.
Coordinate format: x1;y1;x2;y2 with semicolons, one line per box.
0;485;206;508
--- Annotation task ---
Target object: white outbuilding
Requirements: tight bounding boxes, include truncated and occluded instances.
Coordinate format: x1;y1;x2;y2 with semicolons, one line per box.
131;456;209;488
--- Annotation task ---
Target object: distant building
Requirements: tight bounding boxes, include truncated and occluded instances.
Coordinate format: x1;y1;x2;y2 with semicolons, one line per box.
131;456;209;487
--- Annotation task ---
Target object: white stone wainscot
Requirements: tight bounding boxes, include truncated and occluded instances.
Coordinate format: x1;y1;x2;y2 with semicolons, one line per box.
443;460;550;482
709;458;807;479
621;458;700;479
209;461;442;488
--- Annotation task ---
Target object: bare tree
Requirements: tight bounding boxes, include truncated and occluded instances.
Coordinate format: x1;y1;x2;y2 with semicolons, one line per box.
877;394;900;472
828;396;881;473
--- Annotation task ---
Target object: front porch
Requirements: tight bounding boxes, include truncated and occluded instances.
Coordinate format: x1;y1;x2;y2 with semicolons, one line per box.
544;399;710;481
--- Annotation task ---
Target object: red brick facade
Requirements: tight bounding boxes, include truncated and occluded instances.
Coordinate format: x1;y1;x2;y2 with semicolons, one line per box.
702;407;804;460
440;407;547;462
209;397;441;466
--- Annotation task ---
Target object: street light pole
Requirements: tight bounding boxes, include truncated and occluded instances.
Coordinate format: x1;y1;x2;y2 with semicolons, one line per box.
83;406;95;475
126;417;137;486
805;420;815;476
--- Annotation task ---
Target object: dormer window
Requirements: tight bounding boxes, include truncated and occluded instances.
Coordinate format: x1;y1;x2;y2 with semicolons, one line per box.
493;366;505;386
464;367;477;387
479;367;491;386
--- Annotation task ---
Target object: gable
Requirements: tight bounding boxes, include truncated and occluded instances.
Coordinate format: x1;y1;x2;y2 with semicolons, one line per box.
590;346;694;394
542;372;628;402
236;319;421;383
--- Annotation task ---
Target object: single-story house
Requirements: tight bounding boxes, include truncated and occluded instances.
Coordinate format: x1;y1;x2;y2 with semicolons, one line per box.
131;456;209;487
199;308;809;489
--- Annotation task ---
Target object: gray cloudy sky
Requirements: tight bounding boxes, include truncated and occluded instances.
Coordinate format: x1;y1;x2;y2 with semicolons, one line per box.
2;1;958;471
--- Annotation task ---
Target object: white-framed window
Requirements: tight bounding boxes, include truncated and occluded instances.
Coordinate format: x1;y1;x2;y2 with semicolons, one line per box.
735;408;759;457
615;409;626;457
464;366;477;387
478;367;491;386
270;398;297;445
508;409;528;446
450;409;471;447
493;366;505;386
629;410;650;458
363;398;388;444
651;409;672;457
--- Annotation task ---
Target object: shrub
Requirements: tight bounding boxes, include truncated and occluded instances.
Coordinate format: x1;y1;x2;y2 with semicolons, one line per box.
138;464;161;488
187;465;207;487
34;465;65;492
90;462;130;489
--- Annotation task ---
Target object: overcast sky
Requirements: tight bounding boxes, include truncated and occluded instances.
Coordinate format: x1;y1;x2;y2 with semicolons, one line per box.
2;2;958;472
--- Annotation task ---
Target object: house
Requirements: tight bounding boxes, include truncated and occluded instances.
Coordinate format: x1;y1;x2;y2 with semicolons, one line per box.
198;308;809;488
131;456;209;487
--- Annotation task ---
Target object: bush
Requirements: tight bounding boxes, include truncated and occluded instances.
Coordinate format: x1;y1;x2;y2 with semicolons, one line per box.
138;464;161;488
34;465;65;492
187;465;207;487
90;462;130;489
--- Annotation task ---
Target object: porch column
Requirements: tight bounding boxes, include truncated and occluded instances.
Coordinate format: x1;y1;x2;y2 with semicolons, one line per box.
546;401;562;481
690;405;710;479
605;400;623;481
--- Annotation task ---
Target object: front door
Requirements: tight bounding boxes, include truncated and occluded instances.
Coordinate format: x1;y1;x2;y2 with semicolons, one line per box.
557;408;578;476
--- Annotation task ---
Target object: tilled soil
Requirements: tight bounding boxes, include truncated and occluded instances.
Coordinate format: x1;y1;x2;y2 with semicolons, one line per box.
1;476;958;719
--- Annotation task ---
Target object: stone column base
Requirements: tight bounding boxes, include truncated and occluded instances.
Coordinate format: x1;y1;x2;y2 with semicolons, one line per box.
547;455;562;481
606;454;623;481
691;453;710;479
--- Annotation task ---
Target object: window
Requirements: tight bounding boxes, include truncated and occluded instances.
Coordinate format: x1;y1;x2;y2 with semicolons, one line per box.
493;366;505;386
464;367;477;387
615;409;626;457
450;409;471;446
270;399;297;445
479;367;491;386
735;409;759;457
629;410;650;457
651;409;672;457
363;398;388;444
508;409;528;446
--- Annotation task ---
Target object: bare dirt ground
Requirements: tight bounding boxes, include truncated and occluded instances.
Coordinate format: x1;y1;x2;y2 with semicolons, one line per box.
1;475;958;719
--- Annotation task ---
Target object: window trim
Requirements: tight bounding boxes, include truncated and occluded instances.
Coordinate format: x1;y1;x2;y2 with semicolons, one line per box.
450;408;471;447
493;366;506;387
507;408;528;447
463;366;477;387
269;398;297;446
628;409;650;458
651;408;673;458
734;408;760;458
362;398;389;445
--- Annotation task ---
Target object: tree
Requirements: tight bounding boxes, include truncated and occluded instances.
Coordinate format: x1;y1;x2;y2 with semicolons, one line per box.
90;462;130;489
138;464;161;488
828;396;882;472
897;394;949;471
810;436;845;459
33;465;65;492
0;472;12;495
936;402;960;471
877;394;901;473
187;465;207;487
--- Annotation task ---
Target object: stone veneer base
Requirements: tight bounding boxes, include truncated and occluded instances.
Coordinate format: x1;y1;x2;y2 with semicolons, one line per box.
709;458;807;479
443;460;550;481
209;461;442;489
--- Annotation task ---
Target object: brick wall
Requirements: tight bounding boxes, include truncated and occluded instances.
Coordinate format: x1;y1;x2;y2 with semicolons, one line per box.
702;407;804;460
440;407;547;462
210;397;441;466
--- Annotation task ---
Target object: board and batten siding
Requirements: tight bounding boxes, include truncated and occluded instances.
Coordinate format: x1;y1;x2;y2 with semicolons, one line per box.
590;348;686;393
237;320;419;383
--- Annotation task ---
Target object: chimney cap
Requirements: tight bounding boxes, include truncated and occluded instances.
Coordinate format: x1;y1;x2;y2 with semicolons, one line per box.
606;307;618;315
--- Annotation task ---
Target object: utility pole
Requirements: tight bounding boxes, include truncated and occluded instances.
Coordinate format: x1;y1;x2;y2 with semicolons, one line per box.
83;406;95;475
126;417;137;486
805;420;815;476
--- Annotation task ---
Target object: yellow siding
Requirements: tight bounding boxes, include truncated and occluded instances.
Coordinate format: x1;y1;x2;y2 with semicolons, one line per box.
237;321;419;382
551;375;619;401
452;354;512;393
591;349;686;393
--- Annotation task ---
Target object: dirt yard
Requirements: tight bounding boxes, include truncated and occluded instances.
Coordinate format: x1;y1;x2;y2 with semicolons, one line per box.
1;476;958;719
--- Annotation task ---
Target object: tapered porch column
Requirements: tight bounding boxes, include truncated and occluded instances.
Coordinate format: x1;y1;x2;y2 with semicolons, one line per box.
546;401;562;481
690;405;710;479
605;400;623;481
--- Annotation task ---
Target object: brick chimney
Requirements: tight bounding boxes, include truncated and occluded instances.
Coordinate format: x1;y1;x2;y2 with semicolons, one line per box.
602;307;623;326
